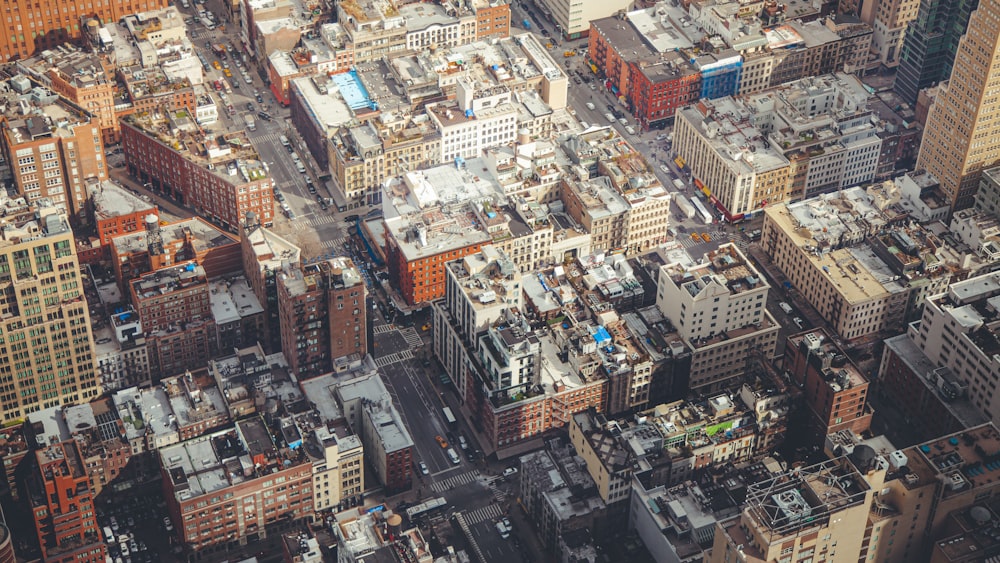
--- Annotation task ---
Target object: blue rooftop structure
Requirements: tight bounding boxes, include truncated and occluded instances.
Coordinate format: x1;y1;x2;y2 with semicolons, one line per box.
332;70;375;110
593;326;612;345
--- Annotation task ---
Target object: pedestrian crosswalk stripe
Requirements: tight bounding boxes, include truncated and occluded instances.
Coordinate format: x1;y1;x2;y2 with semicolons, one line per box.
400;327;423;348
373;324;396;335
431;470;479;493
374;349;414;368
461;503;504;525
320;237;347;249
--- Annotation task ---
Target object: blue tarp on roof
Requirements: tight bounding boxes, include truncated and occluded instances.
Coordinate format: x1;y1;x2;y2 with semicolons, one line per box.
593;326;611;345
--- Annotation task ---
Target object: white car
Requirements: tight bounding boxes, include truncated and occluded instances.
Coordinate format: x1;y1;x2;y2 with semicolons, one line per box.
625;125;636;135
503;467;518;477
660;164;670;174
585;102;595;110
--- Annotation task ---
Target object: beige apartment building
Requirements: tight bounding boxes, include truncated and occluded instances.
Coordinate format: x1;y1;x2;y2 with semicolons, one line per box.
337;0;407;64
762;196;899;341
0;200;101;424
561;177;630;253
310;426;364;512
655;244;780;392
916;0;1000;212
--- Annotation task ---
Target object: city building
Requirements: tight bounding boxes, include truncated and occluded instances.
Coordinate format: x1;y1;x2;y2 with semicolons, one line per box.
654;244;780;392
861;0;920;69
537;0;631;39
915;0;1000;212
0;0;168;62
130;262;217;379
561;176;631;252
110;216;242;291
976;165;1000;218
0;198;101;425
518;437;611;556
709;456;875;563
596;144;673;253
888;271;1000;426
673;97;791;221
93;308;150;392
330;507;432;563
745;73;882;201
433;245;521;400
208;276;266;352
281;531;323;563
0;78;107;222
784;329;874;439
472;0;511;41
761;187;952;341
62;400;133;496
306;425;364;513
277;257;367;378
329;121;441;208
335;373;414;495
894;0;979;104
240;215;301;352
88;179;157;247
427;78;520;163
159;419;314;554
337;0;408;65
15;45;119;145
381;168;494;306
120;112;274;231
22;440;107;563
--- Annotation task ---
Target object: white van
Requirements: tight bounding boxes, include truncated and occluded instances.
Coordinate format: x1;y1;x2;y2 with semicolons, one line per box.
605;112;615;123
447;447;460;465
779;302;793;315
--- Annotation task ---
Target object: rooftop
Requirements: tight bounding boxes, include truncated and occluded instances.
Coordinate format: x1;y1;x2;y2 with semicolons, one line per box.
131;262;207;300
911;424;1000;499
787;329;868;390
123;112;269;185
89;180;157;221
0;198;72;247
209;276;265;325
113;216;238;255
677;97;790;174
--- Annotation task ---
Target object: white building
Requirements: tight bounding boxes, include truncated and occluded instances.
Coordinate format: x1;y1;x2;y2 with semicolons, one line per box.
427;77;519;162
401;2;477;51
309;426;364;513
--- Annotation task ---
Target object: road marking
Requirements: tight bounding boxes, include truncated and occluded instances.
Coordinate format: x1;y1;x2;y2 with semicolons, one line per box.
374;350;414;368
400;327;424;348
373;324;396;335
431;470;479;493
462;503;504;525
430;465;465;478
320;237;347;249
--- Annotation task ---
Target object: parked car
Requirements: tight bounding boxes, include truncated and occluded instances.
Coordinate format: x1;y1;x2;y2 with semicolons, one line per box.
502;467;518;477
418;461;429;475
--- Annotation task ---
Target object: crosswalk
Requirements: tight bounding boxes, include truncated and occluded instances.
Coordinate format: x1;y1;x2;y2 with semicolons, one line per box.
249;131;283;145
461;503;504;526
308;214;340;227
320;237;348;249
373;324;396;335
487;478;506;503
400;327;424;348
374;349;414;368
431;470;480;493
675;230;737;249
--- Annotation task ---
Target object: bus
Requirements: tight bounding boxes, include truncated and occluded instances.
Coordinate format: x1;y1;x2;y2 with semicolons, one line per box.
405;497;448;520
442;407;456;426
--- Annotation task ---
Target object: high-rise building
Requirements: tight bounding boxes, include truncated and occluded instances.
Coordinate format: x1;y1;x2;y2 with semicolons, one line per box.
0;89;107;222
0;0;168;62
277;258;367;378
0;198;100;424
894;0;979;104
240;214;301;352
915;0;1000;212
22;441;107;563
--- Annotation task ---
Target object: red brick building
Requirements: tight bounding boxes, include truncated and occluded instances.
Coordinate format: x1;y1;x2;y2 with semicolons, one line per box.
121;115;274;232
131;262;217;379
160;419;314;554
629;55;702;129
89;179;158;246
22;441;107;563
277;257;367;378
385;237;484;306
473;0;511;41
110;217;242;289
0;0;168;62
785;329;873;439
589;18;702;129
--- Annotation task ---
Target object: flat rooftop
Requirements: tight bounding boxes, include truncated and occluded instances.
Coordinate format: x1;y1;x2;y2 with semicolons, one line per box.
90;180;157;220
112;216;238;255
